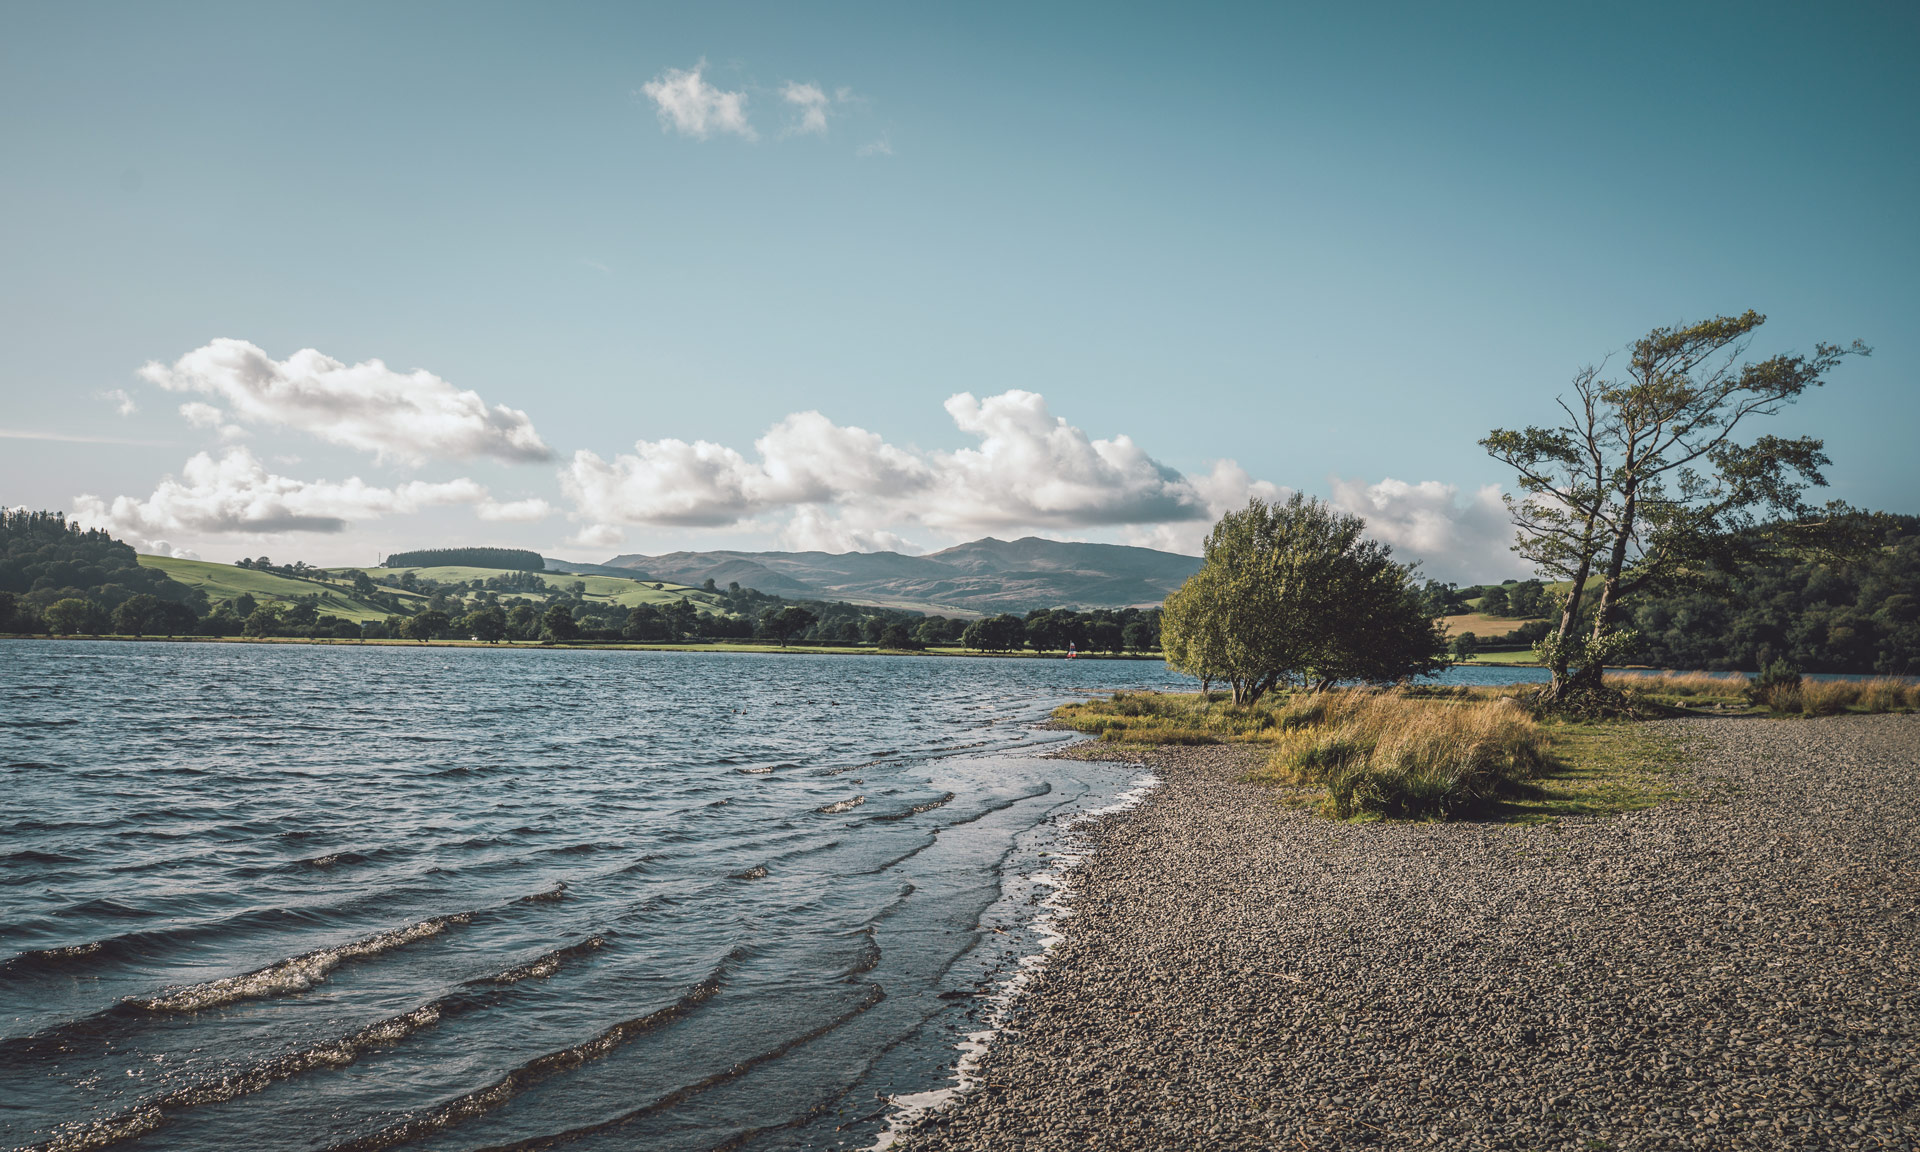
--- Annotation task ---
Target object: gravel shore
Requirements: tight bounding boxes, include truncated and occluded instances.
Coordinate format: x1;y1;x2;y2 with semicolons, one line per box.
897;715;1920;1151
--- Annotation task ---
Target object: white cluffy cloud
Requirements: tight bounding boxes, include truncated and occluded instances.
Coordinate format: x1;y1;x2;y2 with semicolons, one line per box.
1327;477;1524;584
781;82;829;135
641;63;755;140
561;390;1280;552
106;389;138;416
139;339;552;466
73;448;491;547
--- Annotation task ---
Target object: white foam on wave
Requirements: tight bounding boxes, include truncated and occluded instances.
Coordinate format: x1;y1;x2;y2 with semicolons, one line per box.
132;913;471;1012
869;762;1161;1149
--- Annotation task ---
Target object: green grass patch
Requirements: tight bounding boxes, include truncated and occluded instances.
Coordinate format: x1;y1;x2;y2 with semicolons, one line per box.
140;556;404;622
1482;721;1692;823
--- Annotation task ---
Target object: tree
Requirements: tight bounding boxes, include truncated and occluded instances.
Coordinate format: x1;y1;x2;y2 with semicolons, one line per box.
1484;312;1867;701
541;603;578;642
44;598;94;636
760;605;817;647
464;605;508;643
1088;620;1125;655
113;594;161;636
1024;612;1069;653
233;593;259;618
407;610;451;642
876;622;920;650
1121;617;1160;653
1159;496;1445;705
243;605;284;638
962;614;1027;652
623;604;674;642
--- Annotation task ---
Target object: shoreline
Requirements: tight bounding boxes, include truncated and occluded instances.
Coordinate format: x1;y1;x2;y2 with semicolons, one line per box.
0;634;1164;659
891;715;1920;1150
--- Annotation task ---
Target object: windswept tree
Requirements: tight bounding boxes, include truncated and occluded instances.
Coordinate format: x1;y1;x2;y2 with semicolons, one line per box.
1160;495;1445;705
1484;312;1867;702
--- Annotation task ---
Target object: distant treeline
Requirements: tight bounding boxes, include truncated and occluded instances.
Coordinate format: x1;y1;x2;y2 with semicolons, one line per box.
1627;513;1920;675
383;547;545;571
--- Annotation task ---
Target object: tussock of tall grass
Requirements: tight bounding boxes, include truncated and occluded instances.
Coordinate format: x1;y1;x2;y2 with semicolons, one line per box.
1607;671;1750;698
1251;691;1551;819
1751;677;1920;716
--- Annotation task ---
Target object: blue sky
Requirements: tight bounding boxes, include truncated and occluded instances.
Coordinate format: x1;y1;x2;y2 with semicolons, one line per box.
2;2;1913;580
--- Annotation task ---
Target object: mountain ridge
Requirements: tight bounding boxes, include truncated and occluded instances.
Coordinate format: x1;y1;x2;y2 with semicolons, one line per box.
595;536;1201;614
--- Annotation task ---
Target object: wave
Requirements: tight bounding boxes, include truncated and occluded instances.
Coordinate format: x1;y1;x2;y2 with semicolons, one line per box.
517;882;569;904
816;796;866;815
23;938;607;1152
323;952;742;1152
869;792;955;822
469;935;606;985
295;851;371;869
131;913;471;1013
463;982;888;1152
729;865;769;881
734;762;798;776
4;848;83;865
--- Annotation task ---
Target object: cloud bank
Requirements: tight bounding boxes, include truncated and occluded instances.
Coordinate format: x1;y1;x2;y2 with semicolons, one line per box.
139;339;552;466
561;390;1279;550
74;447;494;546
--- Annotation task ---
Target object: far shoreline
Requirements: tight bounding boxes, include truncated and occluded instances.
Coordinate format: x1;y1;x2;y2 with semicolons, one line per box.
0;633;1168;659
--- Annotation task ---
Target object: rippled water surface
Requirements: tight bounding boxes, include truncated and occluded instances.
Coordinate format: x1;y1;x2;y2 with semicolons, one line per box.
0;641;1214;1151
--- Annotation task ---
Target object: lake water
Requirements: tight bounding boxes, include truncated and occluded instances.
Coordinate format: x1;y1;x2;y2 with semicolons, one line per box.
0;642;1573;1151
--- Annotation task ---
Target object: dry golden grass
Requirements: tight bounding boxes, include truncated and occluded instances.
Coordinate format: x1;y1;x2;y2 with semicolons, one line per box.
1607;671;1751;698
1756;677;1920;716
1249;691;1551;819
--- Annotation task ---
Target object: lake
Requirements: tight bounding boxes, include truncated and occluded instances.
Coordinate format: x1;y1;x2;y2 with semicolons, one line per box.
1;641;1224;1151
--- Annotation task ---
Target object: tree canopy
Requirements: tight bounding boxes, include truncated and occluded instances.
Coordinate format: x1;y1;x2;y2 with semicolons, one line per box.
1160;495;1446;704
384;547;545;571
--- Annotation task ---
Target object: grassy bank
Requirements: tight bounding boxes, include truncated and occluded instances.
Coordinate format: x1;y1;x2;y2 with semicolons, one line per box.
1053;689;1692;823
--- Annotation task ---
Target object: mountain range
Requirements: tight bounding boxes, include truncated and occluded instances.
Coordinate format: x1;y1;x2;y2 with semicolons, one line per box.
556;537;1203;615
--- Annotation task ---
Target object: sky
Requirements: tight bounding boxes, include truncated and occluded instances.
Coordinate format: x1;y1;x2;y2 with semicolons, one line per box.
2;2;1914;583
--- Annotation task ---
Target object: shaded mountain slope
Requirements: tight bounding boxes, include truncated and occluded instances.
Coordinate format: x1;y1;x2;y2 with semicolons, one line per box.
600;536;1201;613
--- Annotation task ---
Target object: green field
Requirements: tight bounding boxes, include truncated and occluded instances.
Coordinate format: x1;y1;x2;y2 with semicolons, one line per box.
1463;648;1541;665
340;566;730;613
139;556;410;623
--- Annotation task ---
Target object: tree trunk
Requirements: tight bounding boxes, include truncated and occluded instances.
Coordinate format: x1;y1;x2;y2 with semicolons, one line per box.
1577;487;1638;692
1546;531;1597;703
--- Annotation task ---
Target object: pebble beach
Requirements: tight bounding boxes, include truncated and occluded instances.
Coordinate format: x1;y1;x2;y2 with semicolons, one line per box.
897;714;1920;1151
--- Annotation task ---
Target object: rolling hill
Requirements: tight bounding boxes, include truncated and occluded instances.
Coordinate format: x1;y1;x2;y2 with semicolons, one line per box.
599;536;1203;614
139;557;410;623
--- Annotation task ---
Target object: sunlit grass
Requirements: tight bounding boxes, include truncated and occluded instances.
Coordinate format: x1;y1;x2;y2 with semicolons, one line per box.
1054;689;1693;823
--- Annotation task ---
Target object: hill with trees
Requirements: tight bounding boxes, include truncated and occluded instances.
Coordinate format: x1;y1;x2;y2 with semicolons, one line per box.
601;536;1202;613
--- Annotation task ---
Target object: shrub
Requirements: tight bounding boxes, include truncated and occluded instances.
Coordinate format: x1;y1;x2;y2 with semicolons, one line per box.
1259;692;1551;819
1746;659;1804;712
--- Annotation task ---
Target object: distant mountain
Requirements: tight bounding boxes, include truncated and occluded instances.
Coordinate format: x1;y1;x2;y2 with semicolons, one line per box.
598;537;1201;614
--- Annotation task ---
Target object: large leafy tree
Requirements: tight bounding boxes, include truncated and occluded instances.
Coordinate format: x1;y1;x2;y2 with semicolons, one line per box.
1160;495;1445;705
1484;312;1867;701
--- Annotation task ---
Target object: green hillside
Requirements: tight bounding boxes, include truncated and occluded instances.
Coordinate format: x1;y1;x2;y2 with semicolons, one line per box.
141;556;410;623
344;566;730;613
